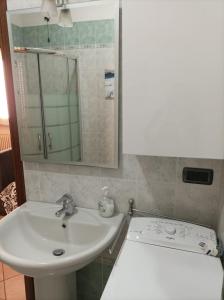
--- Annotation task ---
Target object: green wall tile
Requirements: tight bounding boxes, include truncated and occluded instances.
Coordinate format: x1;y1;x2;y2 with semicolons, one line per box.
12;24;24;47
79;21;96;45
23;26;39;48
49;24;65;48
18;19;114;49
64;24;79;47
37;25;50;48
95;20;114;44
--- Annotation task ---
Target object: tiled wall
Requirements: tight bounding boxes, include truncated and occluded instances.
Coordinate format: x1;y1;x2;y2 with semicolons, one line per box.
24;155;222;228
12;20;114;49
64;47;115;165
24;155;223;299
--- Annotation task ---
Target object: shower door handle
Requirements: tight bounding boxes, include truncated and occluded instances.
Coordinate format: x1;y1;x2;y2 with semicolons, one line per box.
48;132;53;150
37;134;42;151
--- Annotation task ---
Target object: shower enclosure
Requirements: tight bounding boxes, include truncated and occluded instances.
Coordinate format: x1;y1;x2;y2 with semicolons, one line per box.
14;49;81;163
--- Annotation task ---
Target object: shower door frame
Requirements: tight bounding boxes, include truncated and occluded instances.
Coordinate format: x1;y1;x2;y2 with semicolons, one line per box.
0;1;35;300
14;48;82;163
37;52;82;162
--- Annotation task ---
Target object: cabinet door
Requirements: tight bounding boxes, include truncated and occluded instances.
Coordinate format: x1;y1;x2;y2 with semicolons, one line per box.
123;0;224;159
14;53;44;160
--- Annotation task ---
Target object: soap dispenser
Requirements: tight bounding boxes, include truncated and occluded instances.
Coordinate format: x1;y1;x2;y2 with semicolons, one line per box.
98;186;115;218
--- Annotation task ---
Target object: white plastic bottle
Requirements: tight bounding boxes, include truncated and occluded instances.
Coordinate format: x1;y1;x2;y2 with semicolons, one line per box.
98;186;115;218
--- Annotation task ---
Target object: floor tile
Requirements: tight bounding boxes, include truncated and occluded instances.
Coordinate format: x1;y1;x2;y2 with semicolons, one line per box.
0;281;5;300
3;265;20;281
5;275;26;300
0;264;3;282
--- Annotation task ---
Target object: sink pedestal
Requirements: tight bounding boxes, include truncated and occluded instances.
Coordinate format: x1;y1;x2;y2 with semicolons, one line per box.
34;273;77;300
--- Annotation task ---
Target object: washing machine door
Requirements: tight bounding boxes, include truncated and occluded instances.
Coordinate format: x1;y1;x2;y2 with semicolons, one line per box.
101;240;223;300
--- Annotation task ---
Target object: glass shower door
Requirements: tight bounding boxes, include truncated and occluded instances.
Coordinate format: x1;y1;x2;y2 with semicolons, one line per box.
14;53;45;160
39;53;81;163
38;54;71;162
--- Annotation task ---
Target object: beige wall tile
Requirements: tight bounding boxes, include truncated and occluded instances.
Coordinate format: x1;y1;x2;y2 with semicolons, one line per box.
24;154;223;229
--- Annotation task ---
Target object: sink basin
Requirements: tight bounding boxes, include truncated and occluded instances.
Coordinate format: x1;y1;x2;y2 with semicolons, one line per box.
0;201;124;278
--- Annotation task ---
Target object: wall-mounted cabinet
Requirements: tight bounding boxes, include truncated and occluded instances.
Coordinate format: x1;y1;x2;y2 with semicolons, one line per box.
123;0;224;159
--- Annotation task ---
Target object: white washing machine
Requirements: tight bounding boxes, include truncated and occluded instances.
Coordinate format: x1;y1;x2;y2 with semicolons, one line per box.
101;217;223;300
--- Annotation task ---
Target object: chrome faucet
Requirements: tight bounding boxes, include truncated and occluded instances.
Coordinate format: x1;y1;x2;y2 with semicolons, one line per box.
55;194;77;217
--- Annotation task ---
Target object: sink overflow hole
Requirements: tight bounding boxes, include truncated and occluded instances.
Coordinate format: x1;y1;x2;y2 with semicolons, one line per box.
53;249;65;256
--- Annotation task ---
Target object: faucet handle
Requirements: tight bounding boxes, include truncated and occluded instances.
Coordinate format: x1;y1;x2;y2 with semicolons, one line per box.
56;194;75;205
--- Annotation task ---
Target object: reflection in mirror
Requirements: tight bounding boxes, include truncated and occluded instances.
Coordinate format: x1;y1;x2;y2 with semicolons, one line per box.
0;50;11;152
9;0;119;168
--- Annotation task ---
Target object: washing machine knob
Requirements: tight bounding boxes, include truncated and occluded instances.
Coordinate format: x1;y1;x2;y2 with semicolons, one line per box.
165;225;176;235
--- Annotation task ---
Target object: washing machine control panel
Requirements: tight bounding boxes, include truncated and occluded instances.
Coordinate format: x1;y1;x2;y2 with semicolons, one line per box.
127;217;218;256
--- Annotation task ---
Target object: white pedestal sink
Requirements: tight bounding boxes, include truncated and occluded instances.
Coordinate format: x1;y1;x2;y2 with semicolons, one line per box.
0;201;124;300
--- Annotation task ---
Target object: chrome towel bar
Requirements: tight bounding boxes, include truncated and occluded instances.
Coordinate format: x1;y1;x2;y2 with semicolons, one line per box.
128;198;212;229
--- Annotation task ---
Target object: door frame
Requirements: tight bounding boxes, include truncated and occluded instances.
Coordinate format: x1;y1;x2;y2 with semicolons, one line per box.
0;1;35;299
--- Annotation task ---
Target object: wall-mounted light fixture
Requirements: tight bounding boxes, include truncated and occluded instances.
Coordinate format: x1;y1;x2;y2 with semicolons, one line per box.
41;0;73;27
41;0;58;18
58;0;73;27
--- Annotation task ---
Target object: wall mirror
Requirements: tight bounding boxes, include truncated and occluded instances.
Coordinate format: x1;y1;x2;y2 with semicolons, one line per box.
7;0;119;168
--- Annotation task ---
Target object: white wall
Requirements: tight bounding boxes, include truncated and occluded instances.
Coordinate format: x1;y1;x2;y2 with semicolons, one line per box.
123;0;224;159
10;1;116;26
7;0;100;11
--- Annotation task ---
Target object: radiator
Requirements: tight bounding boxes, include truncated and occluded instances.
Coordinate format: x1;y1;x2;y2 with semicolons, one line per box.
0;134;11;151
